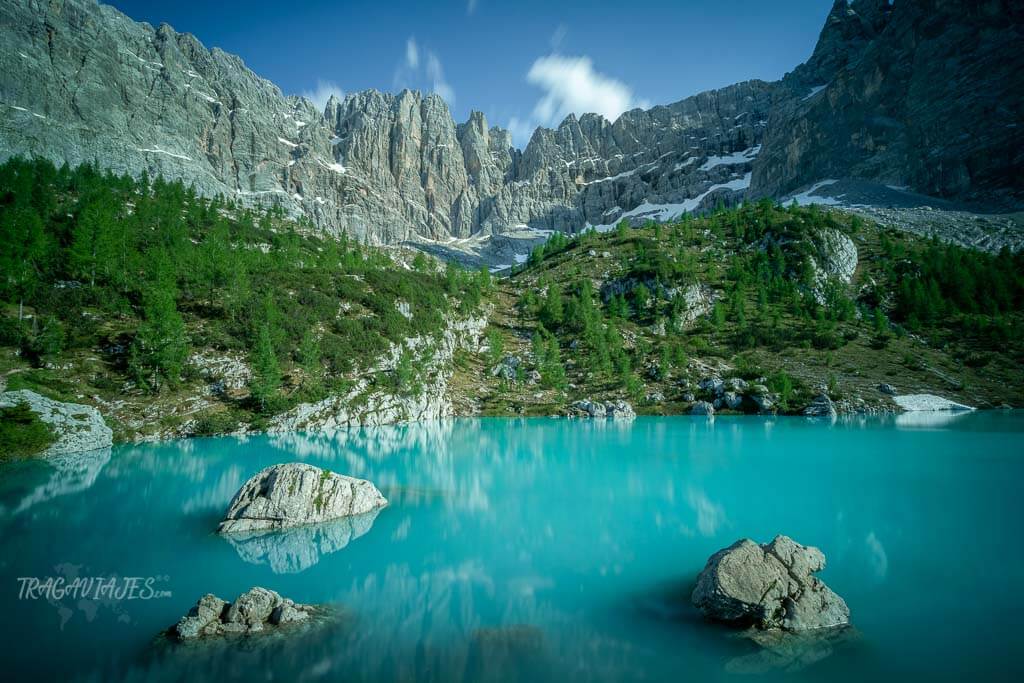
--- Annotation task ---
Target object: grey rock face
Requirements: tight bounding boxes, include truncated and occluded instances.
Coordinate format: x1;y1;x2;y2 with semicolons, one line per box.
749;385;776;414
217;463;387;534
692;535;850;631
754;0;1024;207
173;588;314;640
811;228;858;284
0;390;112;455
698;377;725;396
1;0;1017;253
721;392;744;411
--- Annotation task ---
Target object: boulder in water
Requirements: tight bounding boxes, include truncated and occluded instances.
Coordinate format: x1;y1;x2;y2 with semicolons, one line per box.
217;463;386;534
691;535;850;631
172;587;316;640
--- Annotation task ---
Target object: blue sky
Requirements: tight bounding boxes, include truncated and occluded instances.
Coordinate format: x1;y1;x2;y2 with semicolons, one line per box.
107;0;834;146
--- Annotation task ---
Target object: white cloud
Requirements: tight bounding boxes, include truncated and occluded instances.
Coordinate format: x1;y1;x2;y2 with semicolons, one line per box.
393;37;455;106
506;53;647;148
405;37;419;69
528;54;644;125
425;50;455;105
300;80;344;111
467;0;478;15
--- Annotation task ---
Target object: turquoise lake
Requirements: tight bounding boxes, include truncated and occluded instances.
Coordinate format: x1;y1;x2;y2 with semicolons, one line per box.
1;413;1023;682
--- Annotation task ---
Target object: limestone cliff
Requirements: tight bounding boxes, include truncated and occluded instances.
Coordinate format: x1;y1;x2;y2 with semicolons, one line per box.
1;0;1020;247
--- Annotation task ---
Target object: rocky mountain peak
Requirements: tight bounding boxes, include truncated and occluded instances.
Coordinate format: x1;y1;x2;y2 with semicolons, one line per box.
0;0;1019;252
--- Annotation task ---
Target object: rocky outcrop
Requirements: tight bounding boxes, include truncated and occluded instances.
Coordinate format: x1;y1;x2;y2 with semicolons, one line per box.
691;401;715;416
267;315;485;431
188;351;251;396
802;394;837;418
808;227;858;302
0;389;112;455
696;375;778;415
490;355;522;381
217;463;387;534
571;399;636;420
173;587;314;640
692;535;850;631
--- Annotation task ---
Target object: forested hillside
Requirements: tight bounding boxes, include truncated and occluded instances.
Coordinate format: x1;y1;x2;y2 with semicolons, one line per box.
2;158;1023;447
462;202;1024;416
0;158;490;439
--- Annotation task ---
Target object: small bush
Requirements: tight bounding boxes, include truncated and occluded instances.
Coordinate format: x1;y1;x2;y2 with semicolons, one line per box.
0;401;55;459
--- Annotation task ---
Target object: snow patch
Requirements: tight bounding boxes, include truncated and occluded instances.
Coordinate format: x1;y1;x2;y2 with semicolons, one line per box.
674;157;698;171
788;180;841;206
587;173;752;231
277;137;298;148
698;146;761;171
893;394;975;412
584;168;637;185
137;146;192;161
803;85;827;101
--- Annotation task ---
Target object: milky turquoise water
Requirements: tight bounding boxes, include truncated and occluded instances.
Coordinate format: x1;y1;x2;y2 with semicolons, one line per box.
1;413;1022;682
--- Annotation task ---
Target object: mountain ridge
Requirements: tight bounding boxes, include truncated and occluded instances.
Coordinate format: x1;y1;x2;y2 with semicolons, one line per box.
1;0;1021;248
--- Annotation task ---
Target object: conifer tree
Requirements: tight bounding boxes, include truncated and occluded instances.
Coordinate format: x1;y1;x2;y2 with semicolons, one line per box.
249;324;281;412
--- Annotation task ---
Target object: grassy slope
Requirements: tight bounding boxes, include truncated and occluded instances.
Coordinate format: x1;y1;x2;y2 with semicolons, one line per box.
452;205;1024;416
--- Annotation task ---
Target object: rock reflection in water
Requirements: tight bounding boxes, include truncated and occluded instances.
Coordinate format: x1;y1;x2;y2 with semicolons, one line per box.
726;626;861;674
223;508;383;574
0;447;111;515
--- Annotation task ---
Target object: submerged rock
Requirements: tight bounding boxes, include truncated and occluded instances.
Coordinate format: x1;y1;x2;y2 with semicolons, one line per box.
465;625;547;683
0;389;112;456
692;535;850;631
172;588;315;640
217;463;387;534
